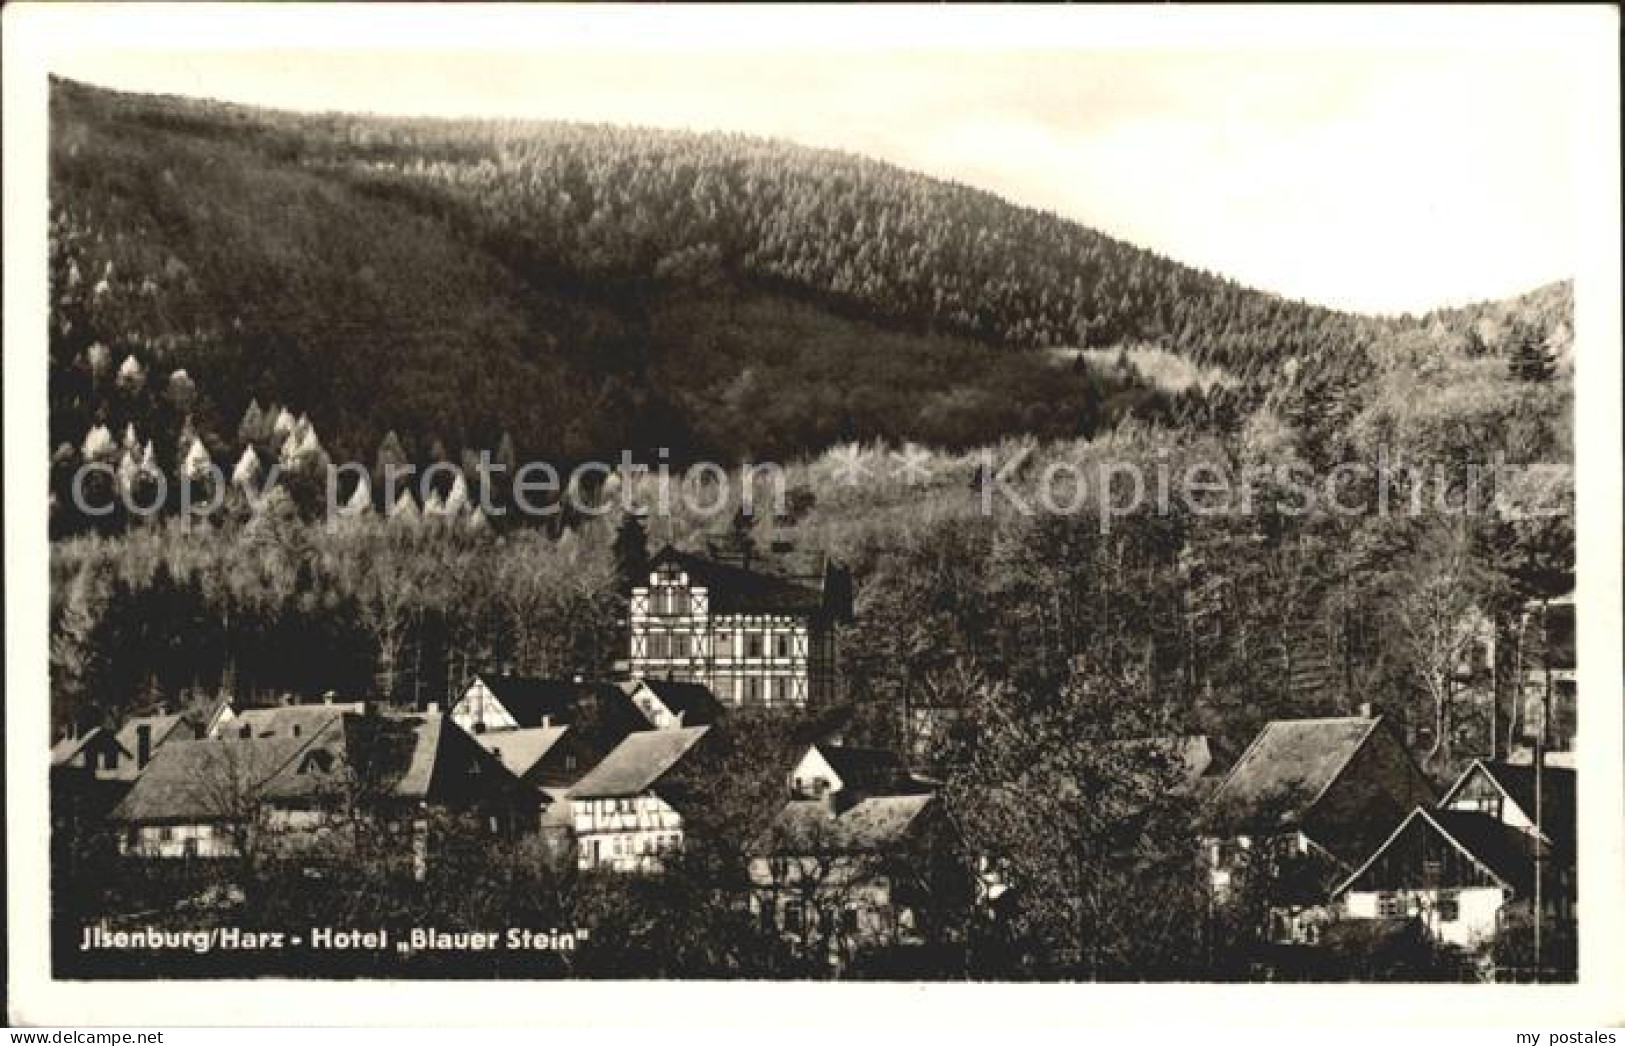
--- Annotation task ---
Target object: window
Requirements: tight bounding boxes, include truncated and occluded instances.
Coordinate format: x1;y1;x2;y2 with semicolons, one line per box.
1422;858;1442;887
745;678;764;705
648;633;690;660
746;634;764;659
772;677;790;705
159;826;175;843
783;901;804;933
183;838;198;858
1437;891;1460;922
1377;892;1402;918
775;634;791;658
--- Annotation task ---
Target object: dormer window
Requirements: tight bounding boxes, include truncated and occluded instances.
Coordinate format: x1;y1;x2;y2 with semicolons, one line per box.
299;749;334;775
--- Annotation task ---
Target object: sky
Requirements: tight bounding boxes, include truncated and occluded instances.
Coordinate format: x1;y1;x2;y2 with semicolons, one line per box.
49;21;1583;316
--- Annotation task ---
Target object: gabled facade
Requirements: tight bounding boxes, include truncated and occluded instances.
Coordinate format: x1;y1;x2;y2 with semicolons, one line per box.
110;712;202;781
448;674;648;749
1203;715;1435;942
259;712;539;875
628;545;848;709
109;736;313;858
50;727;133;780
568;725;712;873
470;724;597;790
788;743;929;801
1332;758;1577;953
748;792;962;966
1332;807;1541;950
107;712;538;871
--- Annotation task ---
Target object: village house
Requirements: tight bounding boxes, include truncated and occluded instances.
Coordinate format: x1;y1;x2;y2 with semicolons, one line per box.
108;735;314;859
213;698;364;741
51;727;133;781
568;725;712;873
106;710;539;873
107;711;203;781
448;674;652;750
787;742;932;801
628;543;850;709
52;699;235;836
748;788;961;968
1332;760;1576;952
1203;713;1435;942
471;724;585;789
256;711;539;876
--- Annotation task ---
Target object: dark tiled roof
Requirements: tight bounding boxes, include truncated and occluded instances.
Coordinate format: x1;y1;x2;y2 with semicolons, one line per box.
109;737;312;822
761;795;937;855
1205;717;1380;836
52;728;127;767
570;726;711;799
473;726;571;778
815;745;927;796
261;713;531;804
1447;760;1576;856
110;714;197;781
224;703;363;740
650;546;832;616
629;679;726;726
471;675;647;736
1335;807;1540;897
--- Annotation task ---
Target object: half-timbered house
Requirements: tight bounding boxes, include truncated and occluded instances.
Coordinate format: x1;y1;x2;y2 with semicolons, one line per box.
628;544;849;709
568;725;712;873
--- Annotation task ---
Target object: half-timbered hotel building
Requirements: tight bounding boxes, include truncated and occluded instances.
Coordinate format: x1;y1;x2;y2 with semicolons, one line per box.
629;544;849;710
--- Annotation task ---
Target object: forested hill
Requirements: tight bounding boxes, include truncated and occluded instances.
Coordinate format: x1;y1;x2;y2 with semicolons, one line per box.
51;78;1414;469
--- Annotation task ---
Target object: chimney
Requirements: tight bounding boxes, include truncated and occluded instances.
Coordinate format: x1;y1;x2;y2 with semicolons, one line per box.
426;701;441;715
1358;701;1378;720
136;723;152;768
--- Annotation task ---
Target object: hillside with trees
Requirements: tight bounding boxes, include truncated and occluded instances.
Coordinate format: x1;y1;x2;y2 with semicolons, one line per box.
47;79;1575;771
51;76;1428;482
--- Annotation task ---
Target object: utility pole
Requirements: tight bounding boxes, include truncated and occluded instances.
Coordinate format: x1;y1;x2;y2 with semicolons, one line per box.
1532;597;1550;978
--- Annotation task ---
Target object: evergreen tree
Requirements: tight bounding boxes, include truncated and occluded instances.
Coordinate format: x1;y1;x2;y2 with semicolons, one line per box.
1508;322;1556;382
612;513;650;592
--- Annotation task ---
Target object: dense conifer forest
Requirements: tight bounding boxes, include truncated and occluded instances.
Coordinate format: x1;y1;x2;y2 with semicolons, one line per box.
47;75;1575;795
